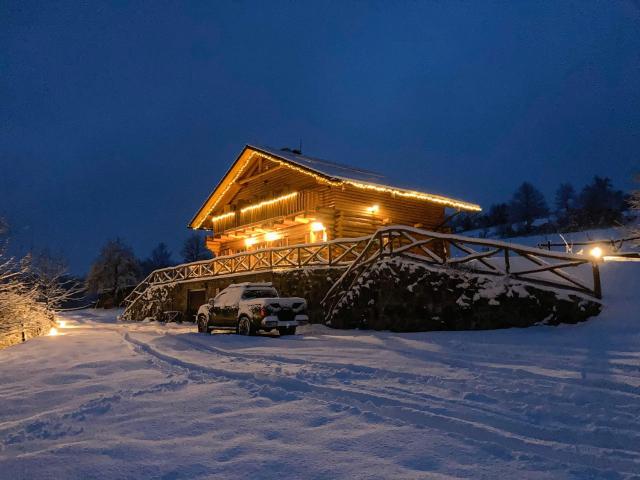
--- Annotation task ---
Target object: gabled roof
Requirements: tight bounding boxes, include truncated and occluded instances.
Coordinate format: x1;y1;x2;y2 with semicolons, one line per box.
251;144;387;184
189;144;481;229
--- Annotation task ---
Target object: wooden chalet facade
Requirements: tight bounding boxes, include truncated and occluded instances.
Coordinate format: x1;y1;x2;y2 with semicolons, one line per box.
189;145;481;257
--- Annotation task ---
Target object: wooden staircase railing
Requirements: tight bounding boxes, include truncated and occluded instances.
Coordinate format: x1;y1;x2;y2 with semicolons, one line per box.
120;226;602;322
320;226;602;323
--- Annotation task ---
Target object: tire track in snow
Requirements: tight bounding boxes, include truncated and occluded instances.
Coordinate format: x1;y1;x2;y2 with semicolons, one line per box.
171;332;640;457
122;331;640;475
168;332;640;448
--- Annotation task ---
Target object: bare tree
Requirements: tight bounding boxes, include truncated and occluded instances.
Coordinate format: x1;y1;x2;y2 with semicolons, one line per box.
630;175;640;242
29;250;85;311
181;233;213;263
86;238;141;306
0;220;53;347
141;242;174;275
509;182;549;232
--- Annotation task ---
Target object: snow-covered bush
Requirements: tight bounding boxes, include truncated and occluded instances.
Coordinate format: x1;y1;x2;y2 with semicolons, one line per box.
0;222;82;348
0;252;53;349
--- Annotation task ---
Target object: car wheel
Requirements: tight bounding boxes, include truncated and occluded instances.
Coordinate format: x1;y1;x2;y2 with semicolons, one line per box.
197;314;209;334
237;316;254;336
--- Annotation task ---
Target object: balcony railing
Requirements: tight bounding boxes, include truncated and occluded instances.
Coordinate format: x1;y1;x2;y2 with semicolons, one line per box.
210;191;321;235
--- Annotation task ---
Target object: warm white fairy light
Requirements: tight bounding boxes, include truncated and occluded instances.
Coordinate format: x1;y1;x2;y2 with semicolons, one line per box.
240;192;298;214
48;327;59;336
245;237;258;247
211;211;235;223
366;204;379;214
194;147;482;228
310;222;325;232
346;180;482;211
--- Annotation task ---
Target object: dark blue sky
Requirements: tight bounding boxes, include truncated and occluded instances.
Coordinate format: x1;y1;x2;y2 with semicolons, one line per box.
2;1;639;273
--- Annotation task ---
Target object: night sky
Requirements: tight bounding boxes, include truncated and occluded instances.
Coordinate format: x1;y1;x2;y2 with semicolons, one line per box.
2;1;639;274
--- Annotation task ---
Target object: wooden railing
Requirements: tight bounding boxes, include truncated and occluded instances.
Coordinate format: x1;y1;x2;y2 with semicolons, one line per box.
210;190;321;234
119;236;370;320
321;226;602;323
120;226;602;321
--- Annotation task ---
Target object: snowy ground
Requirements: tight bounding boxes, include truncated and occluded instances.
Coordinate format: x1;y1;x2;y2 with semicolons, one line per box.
1;261;639;478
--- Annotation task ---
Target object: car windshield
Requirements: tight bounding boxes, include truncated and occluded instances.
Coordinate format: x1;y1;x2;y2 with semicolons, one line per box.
242;289;278;299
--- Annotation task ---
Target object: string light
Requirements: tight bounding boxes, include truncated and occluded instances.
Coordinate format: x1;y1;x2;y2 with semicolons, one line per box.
245;237;258;247
346;180;482;211
240;192;298;214
194;147;482;228
211;211;235;223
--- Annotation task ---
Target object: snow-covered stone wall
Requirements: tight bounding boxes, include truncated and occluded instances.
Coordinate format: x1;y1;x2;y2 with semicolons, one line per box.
327;257;601;331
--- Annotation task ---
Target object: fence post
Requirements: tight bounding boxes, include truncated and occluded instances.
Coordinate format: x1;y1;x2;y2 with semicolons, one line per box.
592;262;602;299
504;249;510;274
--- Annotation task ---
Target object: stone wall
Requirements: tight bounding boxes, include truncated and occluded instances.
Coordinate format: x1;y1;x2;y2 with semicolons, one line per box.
125;258;602;332
124;267;345;322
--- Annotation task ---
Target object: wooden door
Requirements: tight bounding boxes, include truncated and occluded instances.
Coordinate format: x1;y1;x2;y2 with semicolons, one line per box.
187;289;206;322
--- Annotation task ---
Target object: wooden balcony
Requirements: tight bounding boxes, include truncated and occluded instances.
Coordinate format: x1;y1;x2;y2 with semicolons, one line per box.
209;190;322;238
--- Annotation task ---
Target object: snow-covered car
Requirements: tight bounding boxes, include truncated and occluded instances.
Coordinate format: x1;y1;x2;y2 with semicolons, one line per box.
196;282;308;336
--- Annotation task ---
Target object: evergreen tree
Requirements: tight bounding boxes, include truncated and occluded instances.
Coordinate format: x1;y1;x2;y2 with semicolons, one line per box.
509;182;549;231
576;176;626;227
487;203;512;236
181;233;213;263
555;183;576;213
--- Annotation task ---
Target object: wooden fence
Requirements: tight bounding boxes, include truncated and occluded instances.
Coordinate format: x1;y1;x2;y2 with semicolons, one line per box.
120;226;602;321
321;226;602;323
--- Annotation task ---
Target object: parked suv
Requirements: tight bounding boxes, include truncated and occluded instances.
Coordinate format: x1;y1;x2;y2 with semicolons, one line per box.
196;282;308;336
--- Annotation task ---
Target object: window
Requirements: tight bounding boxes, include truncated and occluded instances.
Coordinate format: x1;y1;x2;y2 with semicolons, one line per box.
241;288;278;300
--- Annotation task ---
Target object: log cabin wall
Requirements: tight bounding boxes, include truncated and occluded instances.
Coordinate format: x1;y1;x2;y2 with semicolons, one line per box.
195;146;472;257
331;185;445;239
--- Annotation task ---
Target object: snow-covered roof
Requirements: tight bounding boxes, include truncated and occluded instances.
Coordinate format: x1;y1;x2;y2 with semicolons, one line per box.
189;144;482;229
249;145;387;184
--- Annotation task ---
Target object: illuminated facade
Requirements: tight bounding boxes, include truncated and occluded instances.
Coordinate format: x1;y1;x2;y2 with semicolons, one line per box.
189;145;481;256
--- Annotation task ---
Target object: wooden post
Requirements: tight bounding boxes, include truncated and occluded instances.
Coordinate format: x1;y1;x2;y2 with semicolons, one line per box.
504;249;510;274
592;262;602;299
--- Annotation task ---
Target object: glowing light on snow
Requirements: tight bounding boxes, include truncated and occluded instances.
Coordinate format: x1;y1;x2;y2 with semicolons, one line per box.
603;255;640;262
57;320;67;328
590;247;603;259
48;327;59;336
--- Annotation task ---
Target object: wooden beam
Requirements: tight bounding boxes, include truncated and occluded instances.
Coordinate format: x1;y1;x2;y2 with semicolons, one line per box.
238;165;284;185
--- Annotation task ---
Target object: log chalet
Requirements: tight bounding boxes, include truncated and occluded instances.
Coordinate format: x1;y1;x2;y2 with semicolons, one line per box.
189;145;481;256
